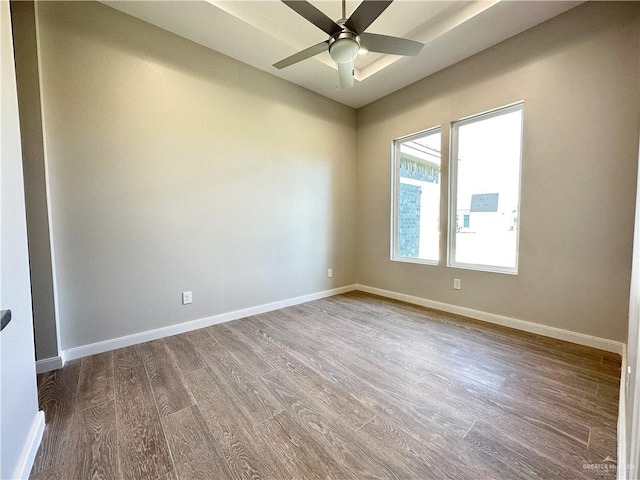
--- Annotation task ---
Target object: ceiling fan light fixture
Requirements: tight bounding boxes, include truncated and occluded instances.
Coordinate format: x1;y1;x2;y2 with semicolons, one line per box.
329;34;360;64
274;0;425;89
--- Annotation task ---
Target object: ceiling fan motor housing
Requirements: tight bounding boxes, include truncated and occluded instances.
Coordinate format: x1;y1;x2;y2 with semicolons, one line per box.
329;30;360;64
274;0;424;89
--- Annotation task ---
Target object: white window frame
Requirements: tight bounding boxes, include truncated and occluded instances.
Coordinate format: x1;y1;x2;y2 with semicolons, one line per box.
391;126;442;265
447;102;524;275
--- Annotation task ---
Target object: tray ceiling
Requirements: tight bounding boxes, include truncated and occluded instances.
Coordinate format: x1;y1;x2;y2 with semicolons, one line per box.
101;1;581;108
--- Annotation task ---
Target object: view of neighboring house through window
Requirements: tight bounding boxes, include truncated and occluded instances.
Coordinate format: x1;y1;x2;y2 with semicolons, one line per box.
392;127;441;264
449;103;523;273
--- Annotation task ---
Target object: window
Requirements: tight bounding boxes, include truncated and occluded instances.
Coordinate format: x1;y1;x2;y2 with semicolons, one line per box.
449;103;523;273
392;127;442;264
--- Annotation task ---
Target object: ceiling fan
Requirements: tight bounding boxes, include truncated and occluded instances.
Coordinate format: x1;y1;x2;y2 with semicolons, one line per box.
273;0;425;89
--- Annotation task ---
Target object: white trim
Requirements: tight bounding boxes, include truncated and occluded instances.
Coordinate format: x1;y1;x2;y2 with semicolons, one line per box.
390;257;439;266
63;285;357;361
12;411;45;480
447;102;524;275
629;345;640;480
390;126;442;265
448;261;518;276
35;354;64;374
60;282;624;361
618;343;627;480
355;284;624;354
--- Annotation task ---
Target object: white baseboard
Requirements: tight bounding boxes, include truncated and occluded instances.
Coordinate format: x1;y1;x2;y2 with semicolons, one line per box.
59;282;623;362
355;284;624;354
35;354;64;374
12;410;45;480
63;285;358;362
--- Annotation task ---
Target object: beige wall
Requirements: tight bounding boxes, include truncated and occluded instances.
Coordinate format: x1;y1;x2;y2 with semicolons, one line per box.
357;2;640;342
35;1;357;350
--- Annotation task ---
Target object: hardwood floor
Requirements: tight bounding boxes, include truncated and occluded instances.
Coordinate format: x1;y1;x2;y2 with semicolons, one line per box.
30;292;621;479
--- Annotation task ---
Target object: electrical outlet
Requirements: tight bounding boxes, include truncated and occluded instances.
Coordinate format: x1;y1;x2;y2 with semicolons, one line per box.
327;268;333;278
453;279;461;290
182;291;192;305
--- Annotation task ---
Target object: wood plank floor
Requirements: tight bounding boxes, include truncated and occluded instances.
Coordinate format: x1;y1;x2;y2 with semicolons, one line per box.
30;292;621;480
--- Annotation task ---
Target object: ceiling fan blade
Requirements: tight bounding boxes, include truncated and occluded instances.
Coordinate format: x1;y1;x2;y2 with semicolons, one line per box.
337;61;355;89
344;0;393;35
282;1;342;36
273;41;329;69
360;32;424;56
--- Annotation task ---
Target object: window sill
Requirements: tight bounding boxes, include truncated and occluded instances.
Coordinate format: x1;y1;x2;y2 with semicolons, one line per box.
447;262;518;275
391;256;439;266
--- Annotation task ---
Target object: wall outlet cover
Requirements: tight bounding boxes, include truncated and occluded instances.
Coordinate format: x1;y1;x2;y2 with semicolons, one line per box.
182;291;192;305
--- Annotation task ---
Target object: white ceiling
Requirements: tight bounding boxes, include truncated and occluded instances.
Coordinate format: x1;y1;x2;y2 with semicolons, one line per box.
101;0;581;109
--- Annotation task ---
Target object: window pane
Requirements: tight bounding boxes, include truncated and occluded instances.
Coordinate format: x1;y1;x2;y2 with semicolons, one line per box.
450;105;523;272
393;128;441;263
